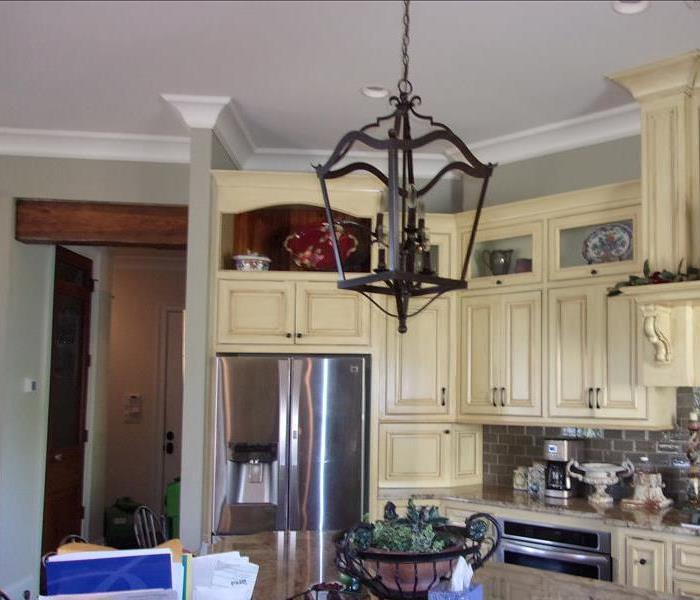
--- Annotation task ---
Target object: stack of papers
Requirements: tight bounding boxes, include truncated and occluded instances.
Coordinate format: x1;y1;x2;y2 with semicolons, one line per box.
191;551;259;600
41;547;258;600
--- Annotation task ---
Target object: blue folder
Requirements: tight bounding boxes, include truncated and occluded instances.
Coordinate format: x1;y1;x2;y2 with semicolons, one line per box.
46;552;172;595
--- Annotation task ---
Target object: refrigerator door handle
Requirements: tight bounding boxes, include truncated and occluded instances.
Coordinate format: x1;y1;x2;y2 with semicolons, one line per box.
288;358;303;528
276;359;291;531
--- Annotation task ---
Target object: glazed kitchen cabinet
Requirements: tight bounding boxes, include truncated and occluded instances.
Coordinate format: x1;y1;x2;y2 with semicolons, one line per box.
465;221;543;290
217;278;370;346
378;423;482;487
460;291;541;417
217;279;296;345
548;205;642;282
548;284;650;421
625;535;667;593
384;296;453;418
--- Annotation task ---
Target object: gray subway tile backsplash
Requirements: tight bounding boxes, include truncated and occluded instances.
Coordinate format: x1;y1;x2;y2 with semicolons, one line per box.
481;388;697;502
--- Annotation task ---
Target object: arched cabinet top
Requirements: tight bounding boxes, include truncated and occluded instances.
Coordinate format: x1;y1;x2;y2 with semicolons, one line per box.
212;170;385;218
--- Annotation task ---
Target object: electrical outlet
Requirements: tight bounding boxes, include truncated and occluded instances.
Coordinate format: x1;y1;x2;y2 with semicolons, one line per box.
23;378;38;393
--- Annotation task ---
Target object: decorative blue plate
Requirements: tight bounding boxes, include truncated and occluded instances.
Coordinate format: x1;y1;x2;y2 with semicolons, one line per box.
582;223;633;264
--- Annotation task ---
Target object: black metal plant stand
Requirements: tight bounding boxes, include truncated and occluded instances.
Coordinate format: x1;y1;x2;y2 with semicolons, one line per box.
334;513;501;600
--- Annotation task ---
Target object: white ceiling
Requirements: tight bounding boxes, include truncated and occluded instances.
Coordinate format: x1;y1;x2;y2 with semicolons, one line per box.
0;0;698;162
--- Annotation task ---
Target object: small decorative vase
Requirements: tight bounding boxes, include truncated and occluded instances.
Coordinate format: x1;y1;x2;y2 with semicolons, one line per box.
481;249;513;276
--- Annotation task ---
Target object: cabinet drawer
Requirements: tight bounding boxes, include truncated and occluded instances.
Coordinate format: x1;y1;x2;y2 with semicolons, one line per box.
674;541;700;574
674;578;700;599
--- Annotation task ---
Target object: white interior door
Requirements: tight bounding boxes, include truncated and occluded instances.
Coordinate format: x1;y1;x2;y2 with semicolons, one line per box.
161;309;184;504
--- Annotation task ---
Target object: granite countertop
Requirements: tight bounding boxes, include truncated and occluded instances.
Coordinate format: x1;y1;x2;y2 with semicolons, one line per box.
211;531;678;600
378;485;700;537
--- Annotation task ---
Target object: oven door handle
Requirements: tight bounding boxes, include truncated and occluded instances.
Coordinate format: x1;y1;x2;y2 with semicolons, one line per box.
501;539;611;567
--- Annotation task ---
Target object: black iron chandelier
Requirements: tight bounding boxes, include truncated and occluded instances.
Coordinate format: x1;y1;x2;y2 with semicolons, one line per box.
315;0;494;333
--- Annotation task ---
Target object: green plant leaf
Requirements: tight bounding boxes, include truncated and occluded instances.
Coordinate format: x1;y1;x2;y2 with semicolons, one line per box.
643;259;651;278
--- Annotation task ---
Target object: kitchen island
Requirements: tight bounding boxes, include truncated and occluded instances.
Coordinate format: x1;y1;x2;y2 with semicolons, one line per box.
212;531;677;599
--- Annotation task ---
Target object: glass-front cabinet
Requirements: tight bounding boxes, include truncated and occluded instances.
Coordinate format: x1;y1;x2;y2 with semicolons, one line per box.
548;206;642;280
465;222;543;289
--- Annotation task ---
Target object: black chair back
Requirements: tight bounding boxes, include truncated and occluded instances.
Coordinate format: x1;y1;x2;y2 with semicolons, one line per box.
133;505;167;548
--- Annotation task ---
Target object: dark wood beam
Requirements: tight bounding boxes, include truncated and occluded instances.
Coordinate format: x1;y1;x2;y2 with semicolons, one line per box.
15;199;188;248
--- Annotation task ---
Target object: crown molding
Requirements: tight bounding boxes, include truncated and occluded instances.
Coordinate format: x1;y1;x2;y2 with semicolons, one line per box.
609;49;700;100
0;102;641;168
450;103;641;166
244;147;452;180
161;94;231;129
0;127;189;163
214;103;255;168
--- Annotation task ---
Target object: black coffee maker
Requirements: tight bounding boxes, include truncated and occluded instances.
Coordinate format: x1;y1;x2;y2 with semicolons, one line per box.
544;439;583;499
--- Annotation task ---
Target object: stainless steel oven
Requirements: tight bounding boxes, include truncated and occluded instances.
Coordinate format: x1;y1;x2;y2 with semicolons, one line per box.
495;518;612;581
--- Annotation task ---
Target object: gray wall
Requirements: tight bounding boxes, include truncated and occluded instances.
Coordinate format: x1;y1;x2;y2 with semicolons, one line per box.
0;155;188;204
464;136;641;210
0;155;189;597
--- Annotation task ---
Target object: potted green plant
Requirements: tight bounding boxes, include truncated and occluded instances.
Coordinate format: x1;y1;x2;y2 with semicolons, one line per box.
336;500;500;598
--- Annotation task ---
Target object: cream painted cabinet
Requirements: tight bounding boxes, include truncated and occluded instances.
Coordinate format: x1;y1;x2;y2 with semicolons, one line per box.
461;291;541;417
549;284;648;420
295;281;371;345
548;285;604;418
217;279;296;345
378;423;482;487
217;279;371;346
625;536;667;593
385;297;452;417
548;205;642;281
674;579;700;599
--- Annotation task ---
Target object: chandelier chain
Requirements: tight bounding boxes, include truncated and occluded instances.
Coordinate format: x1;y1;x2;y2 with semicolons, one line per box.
398;0;412;95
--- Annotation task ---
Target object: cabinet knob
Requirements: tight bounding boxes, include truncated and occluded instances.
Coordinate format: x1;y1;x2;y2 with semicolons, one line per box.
296;333;302;338
285;333;292;338
638;558;647;566
496;279;503;285
441;387;447;406
444;429;450;435
590;269;598;275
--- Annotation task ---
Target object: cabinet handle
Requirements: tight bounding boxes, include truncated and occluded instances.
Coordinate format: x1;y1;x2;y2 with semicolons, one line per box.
591;268;598;275
587;387;593;409
492;387;498;407
285;332;292;338
500;387;506;407
595;387;601;409
296;333;302;338
441;387;447;406
638;558;647;566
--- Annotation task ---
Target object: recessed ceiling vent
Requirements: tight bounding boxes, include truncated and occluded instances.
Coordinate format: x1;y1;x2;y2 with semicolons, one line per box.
611;0;650;14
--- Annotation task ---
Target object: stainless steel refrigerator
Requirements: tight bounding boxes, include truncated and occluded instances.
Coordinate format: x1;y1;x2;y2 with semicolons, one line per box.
212;355;368;535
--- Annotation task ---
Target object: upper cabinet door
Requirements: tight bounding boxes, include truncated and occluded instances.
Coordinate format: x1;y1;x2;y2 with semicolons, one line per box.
548;286;598;417
385;297;451;417
600;295;647;419
548;206;642;281
217;279;295;345
294;281;371;346
502;291;542;416
465;221;543;289
459;295;500;415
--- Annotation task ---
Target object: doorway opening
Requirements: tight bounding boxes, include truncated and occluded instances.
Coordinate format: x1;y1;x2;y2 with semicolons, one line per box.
15;198;188;551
